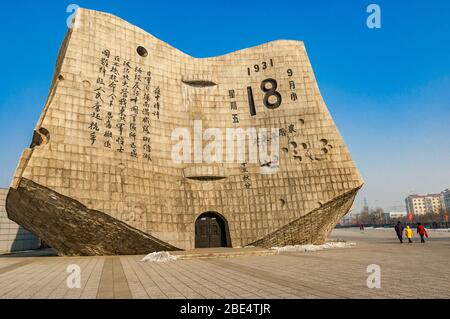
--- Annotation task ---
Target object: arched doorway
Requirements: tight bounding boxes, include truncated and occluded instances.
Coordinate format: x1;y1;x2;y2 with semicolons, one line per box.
195;212;230;248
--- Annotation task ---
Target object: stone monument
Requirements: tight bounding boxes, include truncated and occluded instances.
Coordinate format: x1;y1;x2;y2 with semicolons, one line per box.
6;8;363;255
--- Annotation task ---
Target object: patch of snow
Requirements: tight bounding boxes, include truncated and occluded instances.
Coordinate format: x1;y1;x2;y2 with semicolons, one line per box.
328;238;347;243
271;241;356;253
141;251;177;262
428;228;450;232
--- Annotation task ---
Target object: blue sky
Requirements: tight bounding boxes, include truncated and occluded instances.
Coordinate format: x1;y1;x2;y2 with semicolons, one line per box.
0;0;449;213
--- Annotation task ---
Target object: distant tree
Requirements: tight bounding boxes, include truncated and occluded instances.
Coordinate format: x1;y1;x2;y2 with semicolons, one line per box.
358;202;370;224
370;207;385;224
357;206;385;225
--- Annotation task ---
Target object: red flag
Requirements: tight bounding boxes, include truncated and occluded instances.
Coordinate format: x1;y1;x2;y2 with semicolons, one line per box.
407;212;413;221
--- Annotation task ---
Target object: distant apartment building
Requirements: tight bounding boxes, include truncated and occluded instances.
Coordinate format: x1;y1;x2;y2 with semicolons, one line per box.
442;189;450;214
405;193;442;215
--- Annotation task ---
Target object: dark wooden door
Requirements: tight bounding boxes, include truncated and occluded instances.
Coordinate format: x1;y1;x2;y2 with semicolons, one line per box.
195;215;223;248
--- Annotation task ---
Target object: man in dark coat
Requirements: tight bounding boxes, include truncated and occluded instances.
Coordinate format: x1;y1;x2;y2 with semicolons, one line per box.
394;221;404;243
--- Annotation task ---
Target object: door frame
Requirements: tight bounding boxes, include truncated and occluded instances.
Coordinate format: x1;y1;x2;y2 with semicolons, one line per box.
194;212;232;248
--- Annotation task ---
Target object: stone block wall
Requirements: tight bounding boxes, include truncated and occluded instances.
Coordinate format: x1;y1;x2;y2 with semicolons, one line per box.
0;188;40;253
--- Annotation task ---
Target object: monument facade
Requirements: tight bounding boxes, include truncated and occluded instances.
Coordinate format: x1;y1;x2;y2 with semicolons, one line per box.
6;8;363;255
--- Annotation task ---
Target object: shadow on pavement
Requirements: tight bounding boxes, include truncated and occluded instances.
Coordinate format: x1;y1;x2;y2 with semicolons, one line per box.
0;248;57;258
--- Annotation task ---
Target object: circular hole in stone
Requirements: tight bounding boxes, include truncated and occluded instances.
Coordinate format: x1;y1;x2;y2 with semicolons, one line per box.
281;147;288;154
301;143;308;149
279;198;286;207
58;74;64;81
321;148;328;154
289;141;297;148
298;118;305;125
137;46;148;57
82;80;91;89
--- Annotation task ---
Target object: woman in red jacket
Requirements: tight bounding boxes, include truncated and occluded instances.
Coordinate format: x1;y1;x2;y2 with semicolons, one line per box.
417;223;428;243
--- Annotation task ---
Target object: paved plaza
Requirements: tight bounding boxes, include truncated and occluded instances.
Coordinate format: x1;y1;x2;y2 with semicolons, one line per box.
0;228;449;299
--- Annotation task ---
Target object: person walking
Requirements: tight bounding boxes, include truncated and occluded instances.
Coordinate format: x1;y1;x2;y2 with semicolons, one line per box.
405;225;413;243
417;223;428;243
394;221;404;243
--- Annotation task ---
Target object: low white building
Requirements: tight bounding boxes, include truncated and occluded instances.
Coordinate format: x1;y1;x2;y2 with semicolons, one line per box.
388;211;407;219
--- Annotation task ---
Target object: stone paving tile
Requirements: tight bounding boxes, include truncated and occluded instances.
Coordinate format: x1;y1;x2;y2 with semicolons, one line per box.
97;258;114;299
0;229;449;299
80;258;104;299
0;260;34;276
122;255;168;298
182;259;303;298
31;259;78;299
174;260;266;298
204;258;344;298
120;256;149;299
97;257;132;299
0;259;62;299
